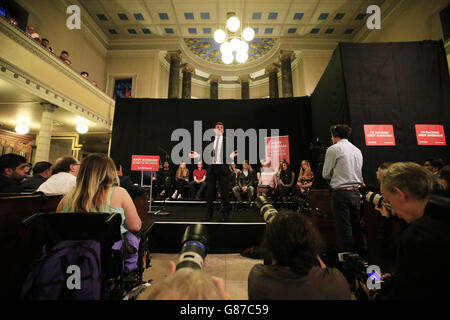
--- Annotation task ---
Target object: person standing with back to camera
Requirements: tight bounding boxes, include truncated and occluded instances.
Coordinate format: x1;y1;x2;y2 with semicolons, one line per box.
322;124;364;255
190;122;237;222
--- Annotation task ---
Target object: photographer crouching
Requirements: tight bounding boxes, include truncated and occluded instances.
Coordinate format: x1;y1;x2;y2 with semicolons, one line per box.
374;162;450;299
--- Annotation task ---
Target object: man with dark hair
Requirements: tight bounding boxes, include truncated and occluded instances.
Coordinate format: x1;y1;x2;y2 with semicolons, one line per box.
113;160;145;197
80;71;89;79
322;124;364;254
22;161;52;191
0;154;29;193
232;160;257;208
376;162;450;299
41;38;49;48
37;156;79;195
59;50;69;62
423;158;445;174
190;122;238;221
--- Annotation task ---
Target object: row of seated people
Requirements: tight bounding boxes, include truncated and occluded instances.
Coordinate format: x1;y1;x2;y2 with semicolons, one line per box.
146;159;314;207
2;14;99;87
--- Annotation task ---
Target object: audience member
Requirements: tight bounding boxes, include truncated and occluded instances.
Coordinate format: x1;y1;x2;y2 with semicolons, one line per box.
26;25;35;37
59;50;69;61
172;162;189;200
37;156;79;195
437;165;450;191
232;160;256;207
0;154;29;193
257;160;277;197
140;262;229;300
423;158;445;174
56;154;141;234
8;17;18;26
21;161;52;191
63;58;71;65
80;71;89;79
275;161;295;206
188;162;207;200
294;160;314;196
375;162;450;299
91;81;98;87
113;160;145;197
248;211;351;300
157;160;174;199
41;38;49;48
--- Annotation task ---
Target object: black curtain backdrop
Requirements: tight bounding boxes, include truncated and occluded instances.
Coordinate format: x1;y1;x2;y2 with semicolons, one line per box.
311;40;450;186
110;97;312;183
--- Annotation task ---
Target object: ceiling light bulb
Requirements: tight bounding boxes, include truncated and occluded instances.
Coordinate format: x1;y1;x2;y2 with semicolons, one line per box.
76;123;88;134
242;27;255;41
230;38;241;52
235;51;248;63
220;41;232;55
226;16;240;32
15;123;29;135
238;40;249;53
213;29;226;43
221;53;234;64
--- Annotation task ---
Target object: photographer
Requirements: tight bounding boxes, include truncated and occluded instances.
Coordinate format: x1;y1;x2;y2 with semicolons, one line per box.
376;162;450;299
247;211;351;300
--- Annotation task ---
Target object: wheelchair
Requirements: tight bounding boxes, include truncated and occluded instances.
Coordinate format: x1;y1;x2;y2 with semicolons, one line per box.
21;212;152;300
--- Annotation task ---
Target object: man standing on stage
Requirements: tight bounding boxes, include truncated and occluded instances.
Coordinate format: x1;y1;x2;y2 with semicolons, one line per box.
190;122;237;222
322;124;364;254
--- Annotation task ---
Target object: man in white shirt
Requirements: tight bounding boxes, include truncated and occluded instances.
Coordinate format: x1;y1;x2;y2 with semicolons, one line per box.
37;156;80;195
322;124;364;254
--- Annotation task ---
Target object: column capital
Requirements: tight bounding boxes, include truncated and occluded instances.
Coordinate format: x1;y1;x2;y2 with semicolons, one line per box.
209;75;221;83
238;74;250;83
166;50;182;61
181;63;195;74
279;50;296;62
40;102;57;113
265;63;280;74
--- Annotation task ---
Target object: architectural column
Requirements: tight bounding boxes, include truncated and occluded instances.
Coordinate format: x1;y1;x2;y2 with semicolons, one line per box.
181;64;195;99
239;75;250;99
209;75;220;99
280;50;295;98
167;50;182;98
265;63;280;98
34;103;56;163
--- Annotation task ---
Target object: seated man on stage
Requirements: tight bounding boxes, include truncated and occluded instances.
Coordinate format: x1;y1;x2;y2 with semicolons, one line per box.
232;160;257;208
188;161;207;200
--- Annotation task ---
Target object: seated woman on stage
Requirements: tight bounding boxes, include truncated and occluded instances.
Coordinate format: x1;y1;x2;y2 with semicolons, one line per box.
248;211;351;300
229;162;240;190
172;162;189;200
293;160;314;197
276;161;295;206
257;160;277;197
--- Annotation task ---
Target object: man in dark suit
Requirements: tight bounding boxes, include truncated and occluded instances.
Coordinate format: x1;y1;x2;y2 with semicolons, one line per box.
190;122;237;222
114;160;145;197
22;161;52;191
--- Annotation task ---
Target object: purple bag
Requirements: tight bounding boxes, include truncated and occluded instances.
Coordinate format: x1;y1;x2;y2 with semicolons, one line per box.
112;232;140;273
22;240;101;300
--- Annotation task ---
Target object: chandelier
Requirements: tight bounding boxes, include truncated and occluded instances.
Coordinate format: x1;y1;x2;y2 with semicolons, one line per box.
213;13;255;64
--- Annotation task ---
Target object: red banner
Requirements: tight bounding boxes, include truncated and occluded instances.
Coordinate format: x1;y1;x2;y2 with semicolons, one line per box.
131;155;160;171
264;136;290;171
415;124;446;146
364;125;396;146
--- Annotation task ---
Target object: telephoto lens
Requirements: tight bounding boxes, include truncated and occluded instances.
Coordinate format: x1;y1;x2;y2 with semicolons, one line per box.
255;195;278;223
176;224;209;271
364;191;392;210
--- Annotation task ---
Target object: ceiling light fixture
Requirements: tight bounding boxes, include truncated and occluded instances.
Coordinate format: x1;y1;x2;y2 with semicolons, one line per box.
15;123;29;135
76;123;88;134
213;12;255;64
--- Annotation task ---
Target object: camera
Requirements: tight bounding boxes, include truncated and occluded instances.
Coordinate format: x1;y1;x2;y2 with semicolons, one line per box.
176;224;209;271
364;191;392;210
255;195;278;223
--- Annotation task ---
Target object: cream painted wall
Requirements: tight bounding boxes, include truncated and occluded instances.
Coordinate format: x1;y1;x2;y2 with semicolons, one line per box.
364;0;448;43
106;53;161;98
21;0;107;91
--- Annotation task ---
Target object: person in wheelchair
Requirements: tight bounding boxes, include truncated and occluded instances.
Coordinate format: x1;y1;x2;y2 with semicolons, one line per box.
56;154;142;276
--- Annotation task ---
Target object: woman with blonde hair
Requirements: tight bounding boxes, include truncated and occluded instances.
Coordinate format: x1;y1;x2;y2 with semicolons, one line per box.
296;160;314;194
56;153;141;234
172;161;190;200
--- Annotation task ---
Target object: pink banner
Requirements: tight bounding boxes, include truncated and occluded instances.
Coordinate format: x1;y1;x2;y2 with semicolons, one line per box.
415;124;446;146
364;125;396;146
264;136;290;171
131;155;160;171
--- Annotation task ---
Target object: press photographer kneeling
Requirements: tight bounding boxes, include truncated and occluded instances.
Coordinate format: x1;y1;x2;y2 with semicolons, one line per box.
374;162;450;299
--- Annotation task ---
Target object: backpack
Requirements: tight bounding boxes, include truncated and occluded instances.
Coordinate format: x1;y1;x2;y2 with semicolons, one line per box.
22;240;101;300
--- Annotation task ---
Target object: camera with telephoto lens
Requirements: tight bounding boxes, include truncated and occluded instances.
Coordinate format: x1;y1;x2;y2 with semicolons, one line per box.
255;195;278;223
176;224;208;271
364;191;392;211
